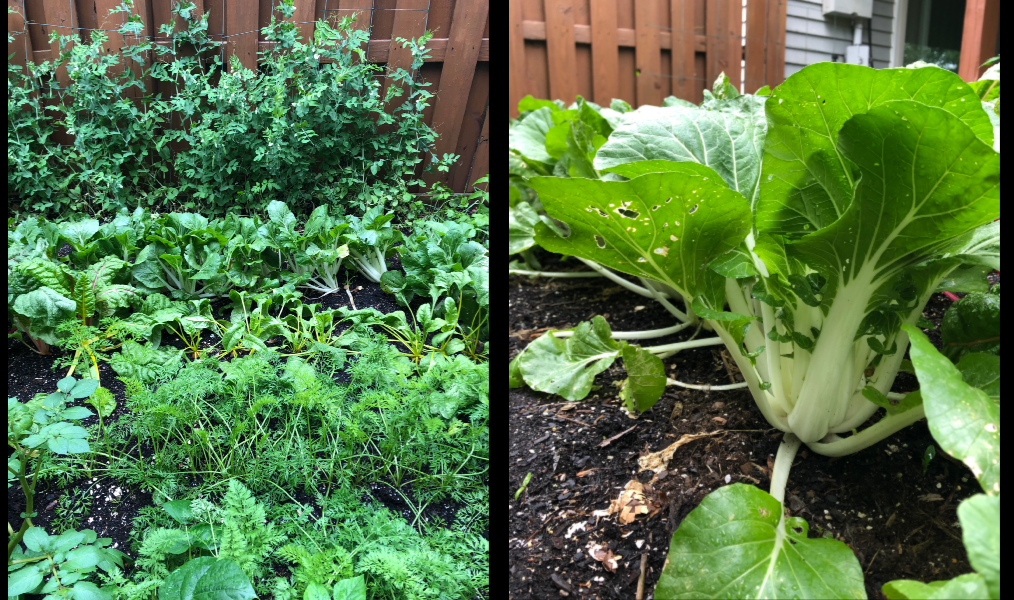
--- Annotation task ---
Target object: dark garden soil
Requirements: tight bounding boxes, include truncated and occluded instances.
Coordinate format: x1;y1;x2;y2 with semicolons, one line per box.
8;259;483;565
508;250;998;600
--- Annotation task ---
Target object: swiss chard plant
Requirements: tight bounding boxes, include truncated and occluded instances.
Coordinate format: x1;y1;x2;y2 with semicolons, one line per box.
509;62;1000;599
9;255;140;354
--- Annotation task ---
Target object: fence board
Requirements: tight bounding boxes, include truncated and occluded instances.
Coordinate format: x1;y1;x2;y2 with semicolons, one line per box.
468;104;489;192
428;0;488;187
292;0;317;50
544;0;577;104
721;0;739;90
510;0;527;115
449;61;490;191
589;0;618;105
7;0;32;74
225;0;258;70
670;0;698;103
743;0;764;92
382;0;428;116
634;0;661;107
958;0;999;81
765;0;785;89
41;0;77;88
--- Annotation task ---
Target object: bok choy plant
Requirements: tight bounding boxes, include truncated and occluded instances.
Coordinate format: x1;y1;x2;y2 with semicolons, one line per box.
344;206;403;283
509;62;1000;599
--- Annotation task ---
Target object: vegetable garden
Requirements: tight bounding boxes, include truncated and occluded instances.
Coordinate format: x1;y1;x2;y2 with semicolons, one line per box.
9;2;489;599
509;60;999;599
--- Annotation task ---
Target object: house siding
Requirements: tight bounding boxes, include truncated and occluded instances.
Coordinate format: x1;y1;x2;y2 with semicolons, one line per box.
783;0;896;77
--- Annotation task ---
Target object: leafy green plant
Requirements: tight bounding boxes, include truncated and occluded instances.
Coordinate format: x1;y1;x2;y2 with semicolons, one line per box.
344;207;403;283
9;255;140;354
8;376;98;559
509;62;1000;600
50;486;95;532
131;212;233;299
9;0;442;218
881;325;998;599
109;340;185;385
7;527;127;599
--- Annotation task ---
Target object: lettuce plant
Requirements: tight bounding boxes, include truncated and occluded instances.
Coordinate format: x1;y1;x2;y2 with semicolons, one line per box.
510;62;1000;599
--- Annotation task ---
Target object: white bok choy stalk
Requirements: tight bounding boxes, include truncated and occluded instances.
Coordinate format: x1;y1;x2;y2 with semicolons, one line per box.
345;206;403;283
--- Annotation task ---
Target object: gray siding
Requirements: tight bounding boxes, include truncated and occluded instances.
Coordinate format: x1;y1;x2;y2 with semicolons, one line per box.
784;0;895;77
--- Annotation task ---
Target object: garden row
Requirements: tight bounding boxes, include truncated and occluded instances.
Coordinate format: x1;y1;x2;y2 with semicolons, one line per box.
508;60;999;599
10;200;488;364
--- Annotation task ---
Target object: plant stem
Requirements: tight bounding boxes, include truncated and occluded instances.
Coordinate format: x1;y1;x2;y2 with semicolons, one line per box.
508;268;601;278
574;257;674;301
666;379;749;391
645;337;725;354
553;320;693;340
769;433;802;508
805;406;926;457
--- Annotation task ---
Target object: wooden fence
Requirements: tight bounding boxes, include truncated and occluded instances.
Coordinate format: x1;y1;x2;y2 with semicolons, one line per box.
7;0;490;194
509;0;786;117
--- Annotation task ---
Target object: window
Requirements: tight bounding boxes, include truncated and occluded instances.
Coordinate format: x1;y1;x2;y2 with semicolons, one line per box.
902;0;965;71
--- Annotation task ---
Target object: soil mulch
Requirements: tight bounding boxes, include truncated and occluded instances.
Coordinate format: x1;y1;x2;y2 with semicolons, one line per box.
509;251;997;600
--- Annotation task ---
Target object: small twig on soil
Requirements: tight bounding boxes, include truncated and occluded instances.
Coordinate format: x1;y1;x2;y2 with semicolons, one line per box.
518;513;560;549
930;518;964;542
550;414;594;428
902;524;925;542
865;548;881;574
636;553;649;600
599;425;637;448
719;349;740;385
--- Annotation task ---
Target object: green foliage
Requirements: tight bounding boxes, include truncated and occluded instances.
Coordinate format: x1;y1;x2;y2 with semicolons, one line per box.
8;1;444;218
109;340;185;385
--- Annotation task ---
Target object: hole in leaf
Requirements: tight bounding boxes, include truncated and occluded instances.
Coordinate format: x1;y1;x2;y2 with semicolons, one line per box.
688;204;699;215
594;208;608;217
615;207;640;219
652;205;660;211
665;197;672;203
594;235;606;249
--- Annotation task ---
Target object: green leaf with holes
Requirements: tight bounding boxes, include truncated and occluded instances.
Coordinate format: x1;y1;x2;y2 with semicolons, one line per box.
532;168;751;300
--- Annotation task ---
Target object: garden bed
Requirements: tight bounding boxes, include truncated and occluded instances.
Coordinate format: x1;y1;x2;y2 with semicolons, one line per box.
508;251;996;600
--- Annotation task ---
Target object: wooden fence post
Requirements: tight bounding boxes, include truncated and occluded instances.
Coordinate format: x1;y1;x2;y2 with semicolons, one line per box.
958;0;999;82
509;0;526;116
427;0;489;187
544;0;577;104
634;0;661;107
